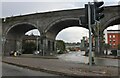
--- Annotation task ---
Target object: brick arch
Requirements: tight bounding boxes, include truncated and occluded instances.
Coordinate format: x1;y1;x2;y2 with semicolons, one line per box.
5;22;39;37
45;18;88;39
102;15;120;32
3;22;41;56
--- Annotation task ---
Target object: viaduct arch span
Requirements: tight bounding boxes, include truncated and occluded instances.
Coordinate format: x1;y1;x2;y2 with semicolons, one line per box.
2;5;120;56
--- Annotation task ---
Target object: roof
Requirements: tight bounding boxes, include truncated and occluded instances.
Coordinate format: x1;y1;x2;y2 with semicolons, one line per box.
107;30;120;33
107;30;120;31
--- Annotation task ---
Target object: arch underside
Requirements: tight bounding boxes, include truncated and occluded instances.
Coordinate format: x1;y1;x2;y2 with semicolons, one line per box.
46;19;88;39
6;24;37;39
4;23;39;55
103;16;120;31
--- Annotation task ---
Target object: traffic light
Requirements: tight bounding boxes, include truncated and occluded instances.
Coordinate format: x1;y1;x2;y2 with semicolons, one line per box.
79;16;86;25
79;16;88;28
85;4;95;25
80;4;95;26
94;1;104;21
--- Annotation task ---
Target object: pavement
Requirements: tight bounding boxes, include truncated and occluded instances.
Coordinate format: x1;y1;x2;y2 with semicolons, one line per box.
100;55;120;59
2;55;120;77
16;54;59;59
2;63;57;76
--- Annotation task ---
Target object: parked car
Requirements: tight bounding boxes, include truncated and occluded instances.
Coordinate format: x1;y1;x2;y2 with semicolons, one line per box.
16;51;22;56
33;51;40;55
110;50;117;56
10;50;22;56
9;51;14;56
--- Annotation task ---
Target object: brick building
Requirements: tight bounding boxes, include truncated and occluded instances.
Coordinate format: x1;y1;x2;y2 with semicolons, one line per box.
107;30;120;49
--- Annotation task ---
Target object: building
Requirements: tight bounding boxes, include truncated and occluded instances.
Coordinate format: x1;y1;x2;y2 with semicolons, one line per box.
107;30;120;49
65;43;80;51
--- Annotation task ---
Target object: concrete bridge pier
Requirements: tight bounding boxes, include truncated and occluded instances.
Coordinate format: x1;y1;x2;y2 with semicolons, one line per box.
16;39;22;53
4;38;22;56
45;38;56;56
40;34;56;56
99;31;105;55
4;39;16;56
94;29;105;56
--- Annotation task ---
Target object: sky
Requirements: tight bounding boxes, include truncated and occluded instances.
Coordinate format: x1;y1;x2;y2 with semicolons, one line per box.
1;0;120;43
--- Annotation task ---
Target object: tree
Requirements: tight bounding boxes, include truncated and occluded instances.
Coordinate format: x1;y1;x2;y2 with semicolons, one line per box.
118;44;120;50
103;43;111;55
56;40;65;54
22;41;36;54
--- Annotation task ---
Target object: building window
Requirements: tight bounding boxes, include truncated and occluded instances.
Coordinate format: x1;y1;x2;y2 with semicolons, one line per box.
113;35;115;38
109;40;112;42
109;35;112;38
113;43;115;46
113;39;115;42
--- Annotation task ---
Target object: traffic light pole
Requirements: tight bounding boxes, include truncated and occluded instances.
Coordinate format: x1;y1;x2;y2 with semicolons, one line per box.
97;21;100;55
80;1;104;65
93;0;104;56
88;2;92;66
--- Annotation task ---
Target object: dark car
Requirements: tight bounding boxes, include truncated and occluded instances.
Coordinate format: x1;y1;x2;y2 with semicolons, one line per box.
110;50;117;56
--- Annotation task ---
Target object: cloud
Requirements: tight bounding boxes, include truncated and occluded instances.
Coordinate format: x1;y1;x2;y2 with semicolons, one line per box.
25;27;89;43
2;2;77;17
106;25;119;30
25;29;40;36
1;0;92;2
2;0;119;17
56;27;89;43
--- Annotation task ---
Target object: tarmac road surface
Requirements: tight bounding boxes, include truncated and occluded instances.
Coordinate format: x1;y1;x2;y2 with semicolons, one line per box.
2;63;58;76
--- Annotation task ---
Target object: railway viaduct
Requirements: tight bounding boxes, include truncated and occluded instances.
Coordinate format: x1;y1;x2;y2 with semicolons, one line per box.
2;5;120;56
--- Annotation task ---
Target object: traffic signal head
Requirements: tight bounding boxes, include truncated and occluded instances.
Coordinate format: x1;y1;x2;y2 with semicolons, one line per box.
94;1;104;7
79;16;89;28
94;1;104;21
84;4;95;25
80;4;95;26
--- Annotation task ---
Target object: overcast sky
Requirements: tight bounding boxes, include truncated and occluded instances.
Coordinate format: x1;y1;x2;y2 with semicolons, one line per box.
1;0;120;43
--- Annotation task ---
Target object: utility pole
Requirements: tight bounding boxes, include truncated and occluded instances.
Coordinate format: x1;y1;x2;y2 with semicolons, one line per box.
88;2;92;66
